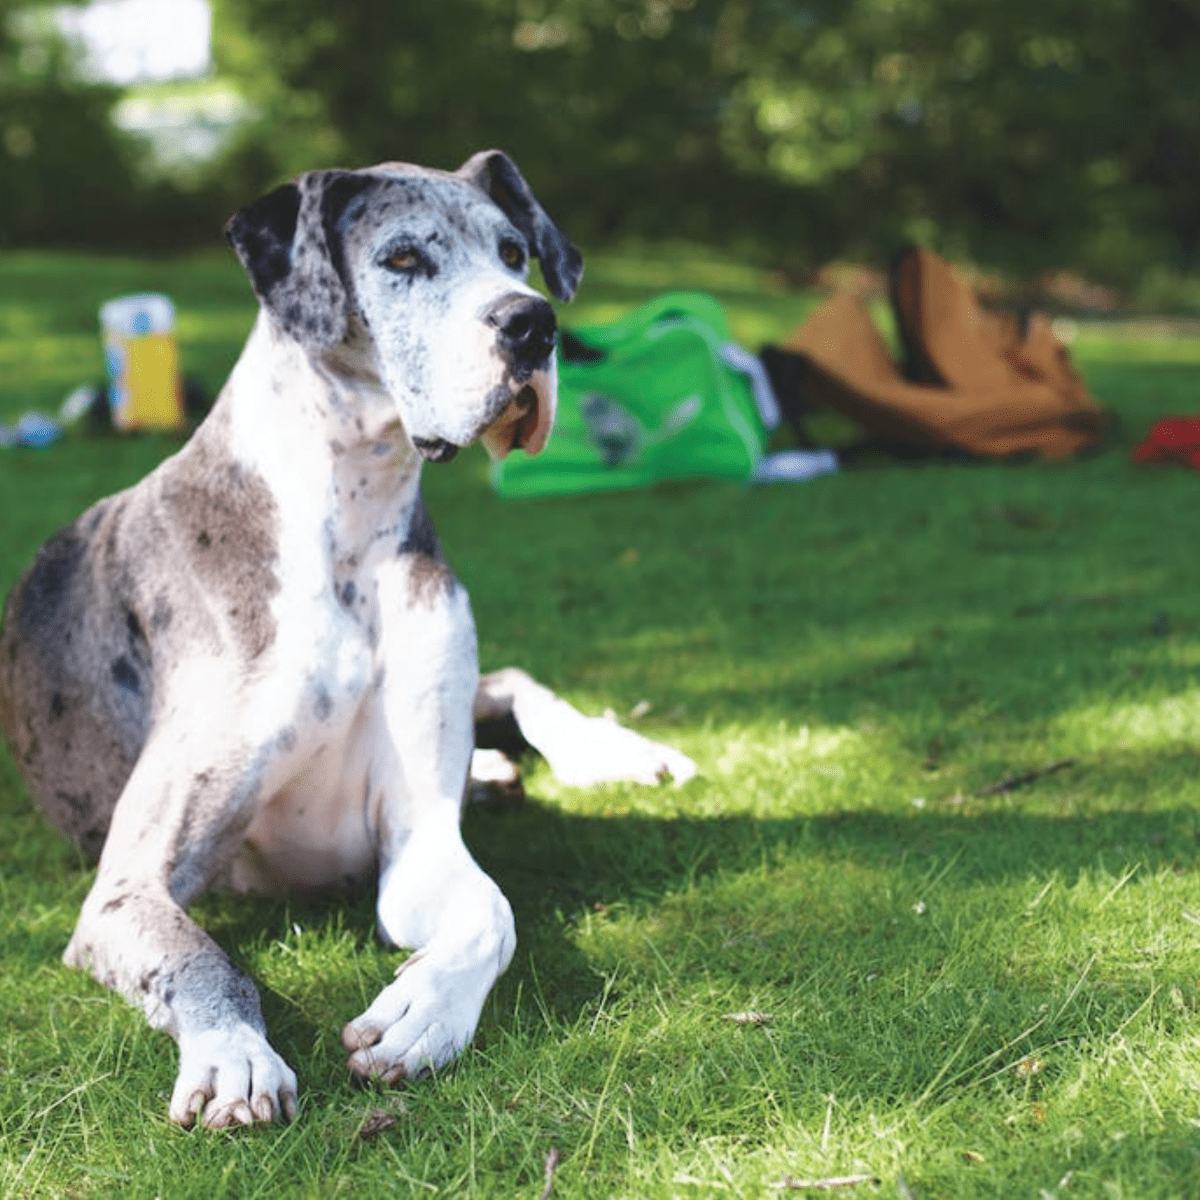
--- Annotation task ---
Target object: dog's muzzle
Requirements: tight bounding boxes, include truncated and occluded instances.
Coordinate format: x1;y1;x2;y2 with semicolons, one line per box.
480;293;560;461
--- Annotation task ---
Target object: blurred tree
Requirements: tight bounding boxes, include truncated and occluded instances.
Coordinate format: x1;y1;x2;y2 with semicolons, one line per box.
0;0;145;245
212;0;1200;281
729;0;1200;278
5;0;1198;281
211;0;809;249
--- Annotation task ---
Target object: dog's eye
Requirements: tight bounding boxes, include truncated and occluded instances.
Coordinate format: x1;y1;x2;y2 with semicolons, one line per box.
500;241;526;270
383;248;420;272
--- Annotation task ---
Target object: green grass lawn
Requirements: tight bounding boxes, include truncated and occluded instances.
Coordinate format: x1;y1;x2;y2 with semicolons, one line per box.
1;245;1199;1198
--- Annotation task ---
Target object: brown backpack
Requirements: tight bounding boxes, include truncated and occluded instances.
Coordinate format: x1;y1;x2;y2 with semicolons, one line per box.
763;246;1108;462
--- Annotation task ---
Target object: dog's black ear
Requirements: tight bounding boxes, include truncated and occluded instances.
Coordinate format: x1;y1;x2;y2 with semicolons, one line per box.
457;150;584;302
225;171;370;349
224;182;300;300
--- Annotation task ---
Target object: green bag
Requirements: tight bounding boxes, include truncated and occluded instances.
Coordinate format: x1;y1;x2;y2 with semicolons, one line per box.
491;292;767;498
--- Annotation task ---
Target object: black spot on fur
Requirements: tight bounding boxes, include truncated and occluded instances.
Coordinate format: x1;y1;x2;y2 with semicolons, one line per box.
150;594;173;633
314;688;333;722
398;494;456;604
13;527;86;617
400;495;439;558
54;788;88;820
111;656;140;694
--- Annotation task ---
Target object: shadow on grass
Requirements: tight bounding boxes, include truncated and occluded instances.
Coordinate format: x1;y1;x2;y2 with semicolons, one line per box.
462;755;1200;1006
4;743;1198;1165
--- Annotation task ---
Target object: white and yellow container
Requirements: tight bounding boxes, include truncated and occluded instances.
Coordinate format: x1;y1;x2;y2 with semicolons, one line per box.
100;293;184;431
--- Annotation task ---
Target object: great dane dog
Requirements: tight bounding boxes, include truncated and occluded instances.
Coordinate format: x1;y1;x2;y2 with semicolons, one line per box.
0;151;694;1129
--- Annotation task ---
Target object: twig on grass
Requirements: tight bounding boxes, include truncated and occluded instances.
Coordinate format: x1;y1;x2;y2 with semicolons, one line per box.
538;1146;561;1200
975;759;1076;797
771;1174;881;1191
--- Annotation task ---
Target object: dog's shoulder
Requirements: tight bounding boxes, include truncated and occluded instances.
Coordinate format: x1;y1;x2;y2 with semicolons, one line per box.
150;402;283;662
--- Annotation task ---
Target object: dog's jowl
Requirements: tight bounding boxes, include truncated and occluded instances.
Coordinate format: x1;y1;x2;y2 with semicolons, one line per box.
0;151;694;1129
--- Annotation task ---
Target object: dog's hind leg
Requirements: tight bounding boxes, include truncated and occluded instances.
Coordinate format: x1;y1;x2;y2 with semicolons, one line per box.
474;667;696;787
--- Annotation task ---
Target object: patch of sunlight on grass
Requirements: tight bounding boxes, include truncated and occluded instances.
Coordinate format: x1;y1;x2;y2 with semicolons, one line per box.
715;722;862;777
1063;688;1200;753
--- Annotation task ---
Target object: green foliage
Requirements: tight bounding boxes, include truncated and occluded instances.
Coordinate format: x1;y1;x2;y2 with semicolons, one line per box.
0;2;142;247
211;0;1200;282
211;0;768;246
2;249;1200;1195
0;3;245;250
5;0;1200;278
728;0;1200;278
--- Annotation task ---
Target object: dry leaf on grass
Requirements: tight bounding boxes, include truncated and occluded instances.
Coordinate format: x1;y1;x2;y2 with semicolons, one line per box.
722;1011;773;1025
357;1110;399;1139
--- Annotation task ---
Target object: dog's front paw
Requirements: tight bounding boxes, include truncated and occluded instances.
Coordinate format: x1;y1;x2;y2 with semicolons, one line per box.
342;953;470;1083
170;1026;298;1128
541;714;697;787
341;941;501;1083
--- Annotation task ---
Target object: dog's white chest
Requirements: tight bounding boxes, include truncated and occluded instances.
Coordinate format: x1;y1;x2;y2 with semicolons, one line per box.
231;706;379;892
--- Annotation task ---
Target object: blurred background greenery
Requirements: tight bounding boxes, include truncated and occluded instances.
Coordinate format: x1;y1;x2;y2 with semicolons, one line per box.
2;0;1199;307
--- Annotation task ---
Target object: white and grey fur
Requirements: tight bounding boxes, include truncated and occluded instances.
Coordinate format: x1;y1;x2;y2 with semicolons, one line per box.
0;151;694;1129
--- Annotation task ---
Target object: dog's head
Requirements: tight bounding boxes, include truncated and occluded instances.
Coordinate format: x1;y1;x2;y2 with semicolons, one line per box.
225;151;583;461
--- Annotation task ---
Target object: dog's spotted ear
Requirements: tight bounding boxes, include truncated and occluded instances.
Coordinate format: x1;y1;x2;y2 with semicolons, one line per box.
457;150;584;302
225;171;371;349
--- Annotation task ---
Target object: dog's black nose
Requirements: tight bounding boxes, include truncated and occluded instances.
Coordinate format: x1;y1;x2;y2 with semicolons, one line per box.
485;293;557;375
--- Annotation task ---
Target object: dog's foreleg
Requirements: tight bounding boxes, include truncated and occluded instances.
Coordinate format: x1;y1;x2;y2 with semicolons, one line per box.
475;667;697;786
342;561;515;1081
63;734;298;1128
